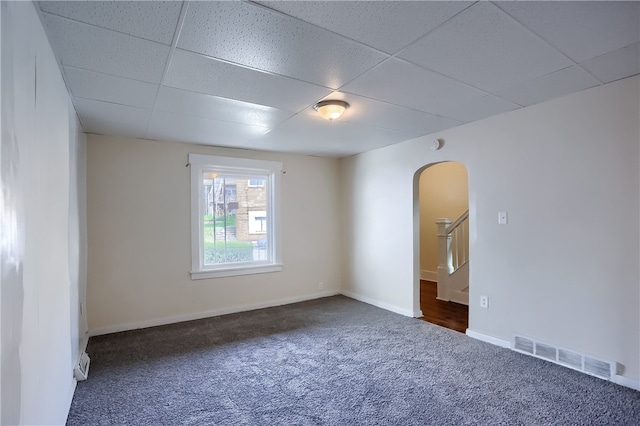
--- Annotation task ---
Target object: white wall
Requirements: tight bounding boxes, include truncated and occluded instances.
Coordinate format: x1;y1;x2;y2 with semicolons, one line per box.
86;135;342;334
0;2;86;424
341;76;640;385
68;100;88;385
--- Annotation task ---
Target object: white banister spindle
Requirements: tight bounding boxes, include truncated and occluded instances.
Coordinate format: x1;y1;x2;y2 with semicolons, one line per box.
436;218;452;301
436;210;470;303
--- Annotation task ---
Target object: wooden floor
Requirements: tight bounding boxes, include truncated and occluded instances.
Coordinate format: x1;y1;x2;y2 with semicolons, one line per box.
419;280;468;333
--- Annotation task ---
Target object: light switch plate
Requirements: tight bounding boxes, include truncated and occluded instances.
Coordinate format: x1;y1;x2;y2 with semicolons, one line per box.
498;211;508;224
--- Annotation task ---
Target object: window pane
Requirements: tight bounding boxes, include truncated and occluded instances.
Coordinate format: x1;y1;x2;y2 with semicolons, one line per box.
202;172;269;266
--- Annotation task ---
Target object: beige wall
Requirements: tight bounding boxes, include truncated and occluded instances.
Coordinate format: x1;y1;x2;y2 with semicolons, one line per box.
419;162;468;275
86;135;342;334
340;76;640;386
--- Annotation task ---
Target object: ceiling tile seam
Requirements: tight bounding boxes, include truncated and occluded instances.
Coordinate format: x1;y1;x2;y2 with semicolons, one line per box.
144;1;191;138
242;91;350;134
330;55;400;94
333;85;470;123
490;64;600;108
258;106;419;146
352;54;500;105
159;83;298;116
489;2;587;71
173;46;353;92
152;107;275;131
576;66;606;86
386;1;479;59
40;10;173;85
34;5;89;132
591;73;640;86
245;0;397;57
256;110;309;137
336;119;429;137
72;96;152;114
323;112;422;136
61;64;162;87
76;108;153;131
38;11;175;47
576;41;640;85
491;2;607;86
329;3;485;95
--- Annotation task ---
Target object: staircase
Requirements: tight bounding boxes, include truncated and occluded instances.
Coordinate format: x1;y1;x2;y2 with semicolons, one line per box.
435;210;469;305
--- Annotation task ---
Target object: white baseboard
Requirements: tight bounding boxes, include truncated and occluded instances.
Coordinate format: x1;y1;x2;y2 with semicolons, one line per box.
89;290;340;336
466;329;640;392
341;290;419;317
613;374;640;391
465;329;511;348
420;270;437;281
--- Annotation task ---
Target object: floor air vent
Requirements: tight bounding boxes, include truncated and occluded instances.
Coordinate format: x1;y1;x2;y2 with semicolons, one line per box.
513;335;615;381
558;349;582;370
514;336;534;354
535;342;556;361
584;357;613;380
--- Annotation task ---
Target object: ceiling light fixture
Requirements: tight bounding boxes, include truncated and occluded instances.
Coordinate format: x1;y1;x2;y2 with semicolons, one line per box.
313;100;349;121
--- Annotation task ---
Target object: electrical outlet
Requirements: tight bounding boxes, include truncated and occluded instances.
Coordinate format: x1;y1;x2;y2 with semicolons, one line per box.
318;282;324;290
480;296;489;308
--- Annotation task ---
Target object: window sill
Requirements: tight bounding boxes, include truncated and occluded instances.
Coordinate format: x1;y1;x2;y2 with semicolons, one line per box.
191;263;283;280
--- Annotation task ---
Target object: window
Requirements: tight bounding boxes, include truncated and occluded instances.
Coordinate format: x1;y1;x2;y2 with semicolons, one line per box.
248;178;265;187
189;154;282;279
248;211;267;234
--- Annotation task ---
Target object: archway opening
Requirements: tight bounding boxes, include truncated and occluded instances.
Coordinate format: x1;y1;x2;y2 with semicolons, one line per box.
414;161;469;333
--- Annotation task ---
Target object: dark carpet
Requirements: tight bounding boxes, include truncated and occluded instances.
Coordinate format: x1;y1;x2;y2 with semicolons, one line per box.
67;296;640;425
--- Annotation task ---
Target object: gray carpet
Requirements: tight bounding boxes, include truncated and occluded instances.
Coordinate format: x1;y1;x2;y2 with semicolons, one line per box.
67;296;640;425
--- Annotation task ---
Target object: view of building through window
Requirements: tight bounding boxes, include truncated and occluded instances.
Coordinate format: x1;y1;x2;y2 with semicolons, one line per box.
202;172;269;265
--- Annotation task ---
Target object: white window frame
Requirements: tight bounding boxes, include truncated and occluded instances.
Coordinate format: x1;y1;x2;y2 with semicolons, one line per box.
189;154;282;279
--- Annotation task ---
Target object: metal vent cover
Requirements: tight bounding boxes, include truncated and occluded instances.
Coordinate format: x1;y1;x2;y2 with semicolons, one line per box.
514;336;534;354
513;335;615;382
584;357;612;380
558;349;582;370
535;342;557;361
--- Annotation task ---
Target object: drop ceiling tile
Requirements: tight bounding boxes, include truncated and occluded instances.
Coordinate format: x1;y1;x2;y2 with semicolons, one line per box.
81;118;148;140
398;2;572;92
302;92;461;137
494;66;601;107
581;42;640;84
42;13;170;83
261;113;414;154
341;58;486;115
439;95;519;124
39;1;182;45
146;110;269;147
177;1;387;88
165;49;332;112
73;98;152;127
64;66;158;108
495;1;640;63
257;1;471;54
155;87;294;128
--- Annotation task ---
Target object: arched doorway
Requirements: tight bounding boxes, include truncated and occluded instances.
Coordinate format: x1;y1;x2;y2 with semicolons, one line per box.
414;161;469;333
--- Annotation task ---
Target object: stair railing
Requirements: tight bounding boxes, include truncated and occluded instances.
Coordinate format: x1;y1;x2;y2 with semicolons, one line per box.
446;209;469;273
436;209;469;301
